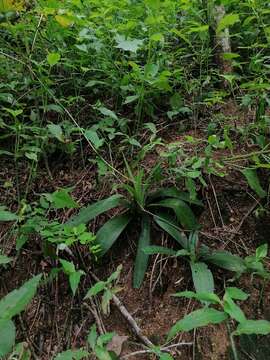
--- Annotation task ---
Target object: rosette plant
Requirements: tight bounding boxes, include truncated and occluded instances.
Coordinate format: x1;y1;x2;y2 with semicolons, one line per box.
68;163;201;288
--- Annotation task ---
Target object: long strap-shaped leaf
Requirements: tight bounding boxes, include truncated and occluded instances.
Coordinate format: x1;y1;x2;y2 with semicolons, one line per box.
150;198;198;230
154;213;188;248
67;194;124;226
133;215;151;289
96;213;132;256
148;188;203;206
155;215;246;274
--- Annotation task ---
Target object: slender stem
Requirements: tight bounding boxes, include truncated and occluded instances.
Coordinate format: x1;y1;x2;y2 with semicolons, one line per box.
227;323;239;360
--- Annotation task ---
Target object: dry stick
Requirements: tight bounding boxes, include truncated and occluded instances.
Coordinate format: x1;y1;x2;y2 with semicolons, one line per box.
89;271;154;348
84;302;105;335
120;342;193;359
209;176;224;227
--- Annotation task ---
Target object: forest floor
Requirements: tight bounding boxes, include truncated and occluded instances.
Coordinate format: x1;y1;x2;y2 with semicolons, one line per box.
1;102;270;360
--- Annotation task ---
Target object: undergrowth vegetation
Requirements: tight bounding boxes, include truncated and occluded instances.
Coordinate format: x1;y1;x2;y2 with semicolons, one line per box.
1;0;270;359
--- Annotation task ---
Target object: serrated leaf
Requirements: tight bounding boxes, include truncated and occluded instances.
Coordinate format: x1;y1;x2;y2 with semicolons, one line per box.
234;320;270;336
0;274;42;319
168;308;227;339
241;169;266;198
51;189;78;209
217;14;240;33
67;195;124;227
47;52;61;66
85;129;104;149
96;213;132;255
115;34;144;52
133;216;151;288
48;124;64;142
0;319;16;357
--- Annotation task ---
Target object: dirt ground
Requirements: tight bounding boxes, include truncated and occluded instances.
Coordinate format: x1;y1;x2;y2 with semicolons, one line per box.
1;105;270;359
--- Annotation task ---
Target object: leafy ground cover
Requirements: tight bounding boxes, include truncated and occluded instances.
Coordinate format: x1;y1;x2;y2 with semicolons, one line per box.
1;0;270;359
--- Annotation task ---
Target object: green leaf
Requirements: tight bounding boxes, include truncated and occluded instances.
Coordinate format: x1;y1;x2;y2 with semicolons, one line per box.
87;324;97;349
133;216;151;288
152;198;198;230
202;250;246;273
101;289;113;315
0;254;12;265
67;195;124;227
94;345;112;360
48;124;64;142
96;213;132;255
143;245;177;256
225;287;249;301
168;308;227;340
154;214;188;248
150;33;164;42
47;52;61;66
148;188;203;206
241;169;266;198
0;319;16;357
107;264;123;283
256;244;268;259
223;294;246;323
54;349;89;360
13;342;31;360
84;281;106;299
85;129;104;149
159;354;174;360
233;320;270;336
98;106;118;120
0;207;18;222
115;34;143;52
69;271;84;295
124;95;140;104
0;274;42;319
190;262;214;297
51;189;78;209
217;14;240;33
60;259;75;274
173;291;221;305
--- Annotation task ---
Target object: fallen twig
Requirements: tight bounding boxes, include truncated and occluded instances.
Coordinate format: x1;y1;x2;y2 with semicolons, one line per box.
120;342;193;359
89;271;154;348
